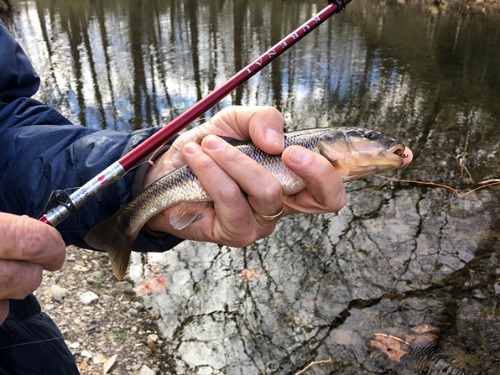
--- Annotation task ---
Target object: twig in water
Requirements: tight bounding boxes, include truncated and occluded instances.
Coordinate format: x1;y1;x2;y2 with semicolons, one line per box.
374;175;500;198
374;333;410;346
456;128;474;183
294;358;333;375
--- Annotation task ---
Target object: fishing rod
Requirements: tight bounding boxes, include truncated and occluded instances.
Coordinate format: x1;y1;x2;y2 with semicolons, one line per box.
39;0;351;226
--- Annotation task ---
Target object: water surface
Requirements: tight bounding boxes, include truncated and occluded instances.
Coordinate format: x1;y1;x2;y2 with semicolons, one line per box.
4;0;499;373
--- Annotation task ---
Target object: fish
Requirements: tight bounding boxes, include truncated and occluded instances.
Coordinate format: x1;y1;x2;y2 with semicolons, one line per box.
85;127;410;279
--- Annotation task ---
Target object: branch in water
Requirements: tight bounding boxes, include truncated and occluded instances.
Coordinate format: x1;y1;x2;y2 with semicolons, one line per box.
374;175;500;198
294;358;333;375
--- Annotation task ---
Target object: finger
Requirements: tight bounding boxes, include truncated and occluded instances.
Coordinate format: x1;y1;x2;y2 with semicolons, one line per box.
200;135;284;219
0;213;66;271
144;106;285;190
181;141;270;246
0;260;43;300
0;300;8;325
213;106;285;154
282;146;347;213
246;106;285;154
182;140;252;221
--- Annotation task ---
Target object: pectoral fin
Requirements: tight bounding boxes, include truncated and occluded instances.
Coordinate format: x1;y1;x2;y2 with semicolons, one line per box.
169;202;212;231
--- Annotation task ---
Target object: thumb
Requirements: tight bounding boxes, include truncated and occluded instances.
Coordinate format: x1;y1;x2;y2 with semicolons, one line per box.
0;213;66;271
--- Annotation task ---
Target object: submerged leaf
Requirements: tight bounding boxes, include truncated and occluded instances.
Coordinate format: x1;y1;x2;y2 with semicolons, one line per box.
371;333;409;362
371;325;440;362
239;269;262;281
137;276;169;295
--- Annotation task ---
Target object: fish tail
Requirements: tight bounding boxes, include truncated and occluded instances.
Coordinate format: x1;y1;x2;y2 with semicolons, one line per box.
84;214;137;280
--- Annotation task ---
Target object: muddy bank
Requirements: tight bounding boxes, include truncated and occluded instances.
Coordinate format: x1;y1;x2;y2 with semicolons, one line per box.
36;246;176;374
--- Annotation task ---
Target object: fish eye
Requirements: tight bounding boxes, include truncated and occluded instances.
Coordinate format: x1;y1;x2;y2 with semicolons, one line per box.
364;131;378;140
323;134;335;142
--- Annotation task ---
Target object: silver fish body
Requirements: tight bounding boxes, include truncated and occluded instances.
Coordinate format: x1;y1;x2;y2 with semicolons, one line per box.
85;127;407;279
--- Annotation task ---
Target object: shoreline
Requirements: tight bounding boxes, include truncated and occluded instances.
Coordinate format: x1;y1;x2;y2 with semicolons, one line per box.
396;0;500;17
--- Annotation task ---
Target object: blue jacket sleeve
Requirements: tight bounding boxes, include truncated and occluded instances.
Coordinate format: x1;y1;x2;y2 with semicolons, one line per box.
0;19;182;252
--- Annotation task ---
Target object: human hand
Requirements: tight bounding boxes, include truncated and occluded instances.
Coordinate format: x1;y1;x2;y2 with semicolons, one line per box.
144;105;347;247
0;213;66;324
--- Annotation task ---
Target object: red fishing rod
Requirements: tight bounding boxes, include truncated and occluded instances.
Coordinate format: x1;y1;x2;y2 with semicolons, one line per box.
39;0;350;226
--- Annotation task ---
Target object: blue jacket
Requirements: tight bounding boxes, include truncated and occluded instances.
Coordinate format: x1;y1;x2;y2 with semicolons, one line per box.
0;19;181;373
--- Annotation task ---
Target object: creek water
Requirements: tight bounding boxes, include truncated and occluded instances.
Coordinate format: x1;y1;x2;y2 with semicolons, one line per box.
4;0;499;373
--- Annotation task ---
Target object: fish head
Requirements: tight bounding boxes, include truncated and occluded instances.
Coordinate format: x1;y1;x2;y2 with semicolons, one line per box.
318;128;407;181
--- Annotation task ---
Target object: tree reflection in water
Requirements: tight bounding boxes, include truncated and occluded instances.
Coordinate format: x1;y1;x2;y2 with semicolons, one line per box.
5;0;499;373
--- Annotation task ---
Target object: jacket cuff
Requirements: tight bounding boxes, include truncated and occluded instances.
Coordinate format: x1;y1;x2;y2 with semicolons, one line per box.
121;128;173;199
122;128;182;252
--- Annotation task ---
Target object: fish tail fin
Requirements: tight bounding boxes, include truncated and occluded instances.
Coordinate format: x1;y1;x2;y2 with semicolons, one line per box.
84;215;137;280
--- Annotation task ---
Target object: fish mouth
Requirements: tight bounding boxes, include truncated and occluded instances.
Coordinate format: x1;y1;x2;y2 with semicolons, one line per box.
388;143;407;160
378;142;407;170
318;130;409;181
341;141;407;181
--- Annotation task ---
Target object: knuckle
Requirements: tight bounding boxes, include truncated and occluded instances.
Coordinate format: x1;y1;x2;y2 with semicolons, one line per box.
254;106;283;123
235;231;259;247
337;189;348;210
258;181;283;204
220;217;276;248
17;267;43;299
210;146;240;166
14;217;66;270
327;189;347;212
0;268;15;297
235;225;275;247
325;188;347;212
15;217;40;258
224;225;258;248
218;183;243;205
259;224;276;238
46;246;66;271
193;155;217;172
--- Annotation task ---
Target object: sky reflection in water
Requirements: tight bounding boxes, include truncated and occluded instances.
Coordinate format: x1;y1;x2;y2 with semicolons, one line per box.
4;0;500;373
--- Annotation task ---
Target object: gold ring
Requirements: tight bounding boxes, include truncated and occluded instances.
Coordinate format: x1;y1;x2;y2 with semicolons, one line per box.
258;206;285;221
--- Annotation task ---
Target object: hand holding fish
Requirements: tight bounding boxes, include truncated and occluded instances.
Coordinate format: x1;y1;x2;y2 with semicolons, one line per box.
143;105;348;246
0;213;66;324
85;106;413;279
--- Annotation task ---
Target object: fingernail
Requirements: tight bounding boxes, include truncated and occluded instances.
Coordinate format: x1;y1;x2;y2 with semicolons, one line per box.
203;135;225;151
266;128;285;149
288;147;312;165
183;142;201;156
